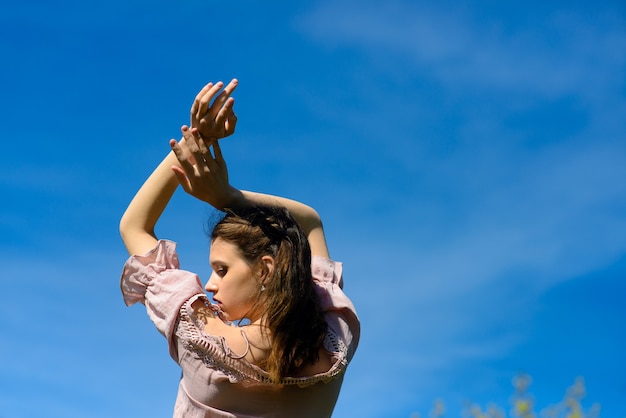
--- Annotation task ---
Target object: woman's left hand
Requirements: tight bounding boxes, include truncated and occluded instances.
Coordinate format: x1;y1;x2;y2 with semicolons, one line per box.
191;79;238;141
170;126;238;209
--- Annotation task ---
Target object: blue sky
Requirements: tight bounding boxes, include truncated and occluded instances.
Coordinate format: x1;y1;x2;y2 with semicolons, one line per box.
1;1;625;417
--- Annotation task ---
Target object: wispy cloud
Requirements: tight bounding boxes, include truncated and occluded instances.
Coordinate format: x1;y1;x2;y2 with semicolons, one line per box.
296;0;626;99
294;2;626;411
1;1;623;416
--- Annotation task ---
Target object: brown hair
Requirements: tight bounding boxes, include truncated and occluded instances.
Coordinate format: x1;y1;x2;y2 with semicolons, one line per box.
210;206;327;382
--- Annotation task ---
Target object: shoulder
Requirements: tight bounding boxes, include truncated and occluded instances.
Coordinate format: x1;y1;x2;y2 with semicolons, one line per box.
191;299;270;365
294;348;334;377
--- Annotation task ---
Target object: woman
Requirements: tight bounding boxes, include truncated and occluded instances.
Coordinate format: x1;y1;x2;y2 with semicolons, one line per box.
119;80;360;417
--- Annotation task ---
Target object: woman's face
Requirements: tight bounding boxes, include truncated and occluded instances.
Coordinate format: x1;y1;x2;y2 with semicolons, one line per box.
206;237;262;322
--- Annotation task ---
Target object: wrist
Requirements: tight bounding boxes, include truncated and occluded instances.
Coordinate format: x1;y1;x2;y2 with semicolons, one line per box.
220;187;246;210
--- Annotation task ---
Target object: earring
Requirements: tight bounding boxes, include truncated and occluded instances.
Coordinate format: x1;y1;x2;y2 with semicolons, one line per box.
260;284;266;292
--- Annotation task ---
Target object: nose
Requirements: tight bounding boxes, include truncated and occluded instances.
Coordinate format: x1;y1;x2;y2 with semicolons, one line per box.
205;272;218;293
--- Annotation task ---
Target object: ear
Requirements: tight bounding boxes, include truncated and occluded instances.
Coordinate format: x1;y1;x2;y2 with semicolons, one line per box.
257;255;275;283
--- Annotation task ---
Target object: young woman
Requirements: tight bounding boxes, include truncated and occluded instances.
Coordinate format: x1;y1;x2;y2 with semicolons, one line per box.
119;80;360;417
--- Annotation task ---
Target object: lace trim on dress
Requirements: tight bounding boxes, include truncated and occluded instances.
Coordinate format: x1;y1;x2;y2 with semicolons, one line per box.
175;296;348;388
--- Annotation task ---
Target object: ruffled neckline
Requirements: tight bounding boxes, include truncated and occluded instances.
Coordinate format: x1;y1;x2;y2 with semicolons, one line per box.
176;295;349;388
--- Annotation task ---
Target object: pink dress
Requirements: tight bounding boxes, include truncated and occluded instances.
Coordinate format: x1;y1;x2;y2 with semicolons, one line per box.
121;240;360;418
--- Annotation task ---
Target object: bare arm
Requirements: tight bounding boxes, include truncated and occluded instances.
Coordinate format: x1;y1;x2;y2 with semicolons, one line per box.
119;80;238;256
119;133;184;256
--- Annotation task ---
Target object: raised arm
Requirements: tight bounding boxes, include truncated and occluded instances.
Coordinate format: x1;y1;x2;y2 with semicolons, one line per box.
119;127;187;256
236;191;329;259
119;80;238;256
170;129;330;258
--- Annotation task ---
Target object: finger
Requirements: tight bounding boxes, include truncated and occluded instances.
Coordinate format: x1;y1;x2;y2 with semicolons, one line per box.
184;128;207;169
221;78;238;98
182;126;200;152
170;138;196;176
224;111;238;136
171;165;192;193
194;127;211;155
190;127;212;160
208;79;238;120
180;125;199;165
214;97;235;129
191;82;214;124
196;81;225;122
211;138;225;165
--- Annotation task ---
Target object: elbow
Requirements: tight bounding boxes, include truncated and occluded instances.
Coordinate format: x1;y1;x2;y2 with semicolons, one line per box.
119;211;147;245
300;205;323;232
119;212;157;256
119;211;131;241
119;213;133;248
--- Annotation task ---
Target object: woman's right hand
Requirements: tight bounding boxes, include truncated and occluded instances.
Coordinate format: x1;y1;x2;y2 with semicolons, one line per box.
170;126;240;210
190;79;238;141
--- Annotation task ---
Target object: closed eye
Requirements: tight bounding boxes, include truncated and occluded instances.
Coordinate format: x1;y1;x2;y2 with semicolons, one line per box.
213;266;227;277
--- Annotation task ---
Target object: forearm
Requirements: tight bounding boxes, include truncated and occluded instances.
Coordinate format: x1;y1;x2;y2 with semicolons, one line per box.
119;150;181;256
228;190;330;258
230;191;319;231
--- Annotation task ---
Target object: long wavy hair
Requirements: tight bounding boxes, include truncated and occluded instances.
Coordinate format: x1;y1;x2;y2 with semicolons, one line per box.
210;205;328;382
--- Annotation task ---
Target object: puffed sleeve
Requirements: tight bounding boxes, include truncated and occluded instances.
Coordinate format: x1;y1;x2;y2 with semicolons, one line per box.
311;256;360;361
120;240;205;349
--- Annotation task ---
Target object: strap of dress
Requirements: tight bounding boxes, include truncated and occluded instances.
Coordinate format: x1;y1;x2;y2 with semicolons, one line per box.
224;329;251;360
